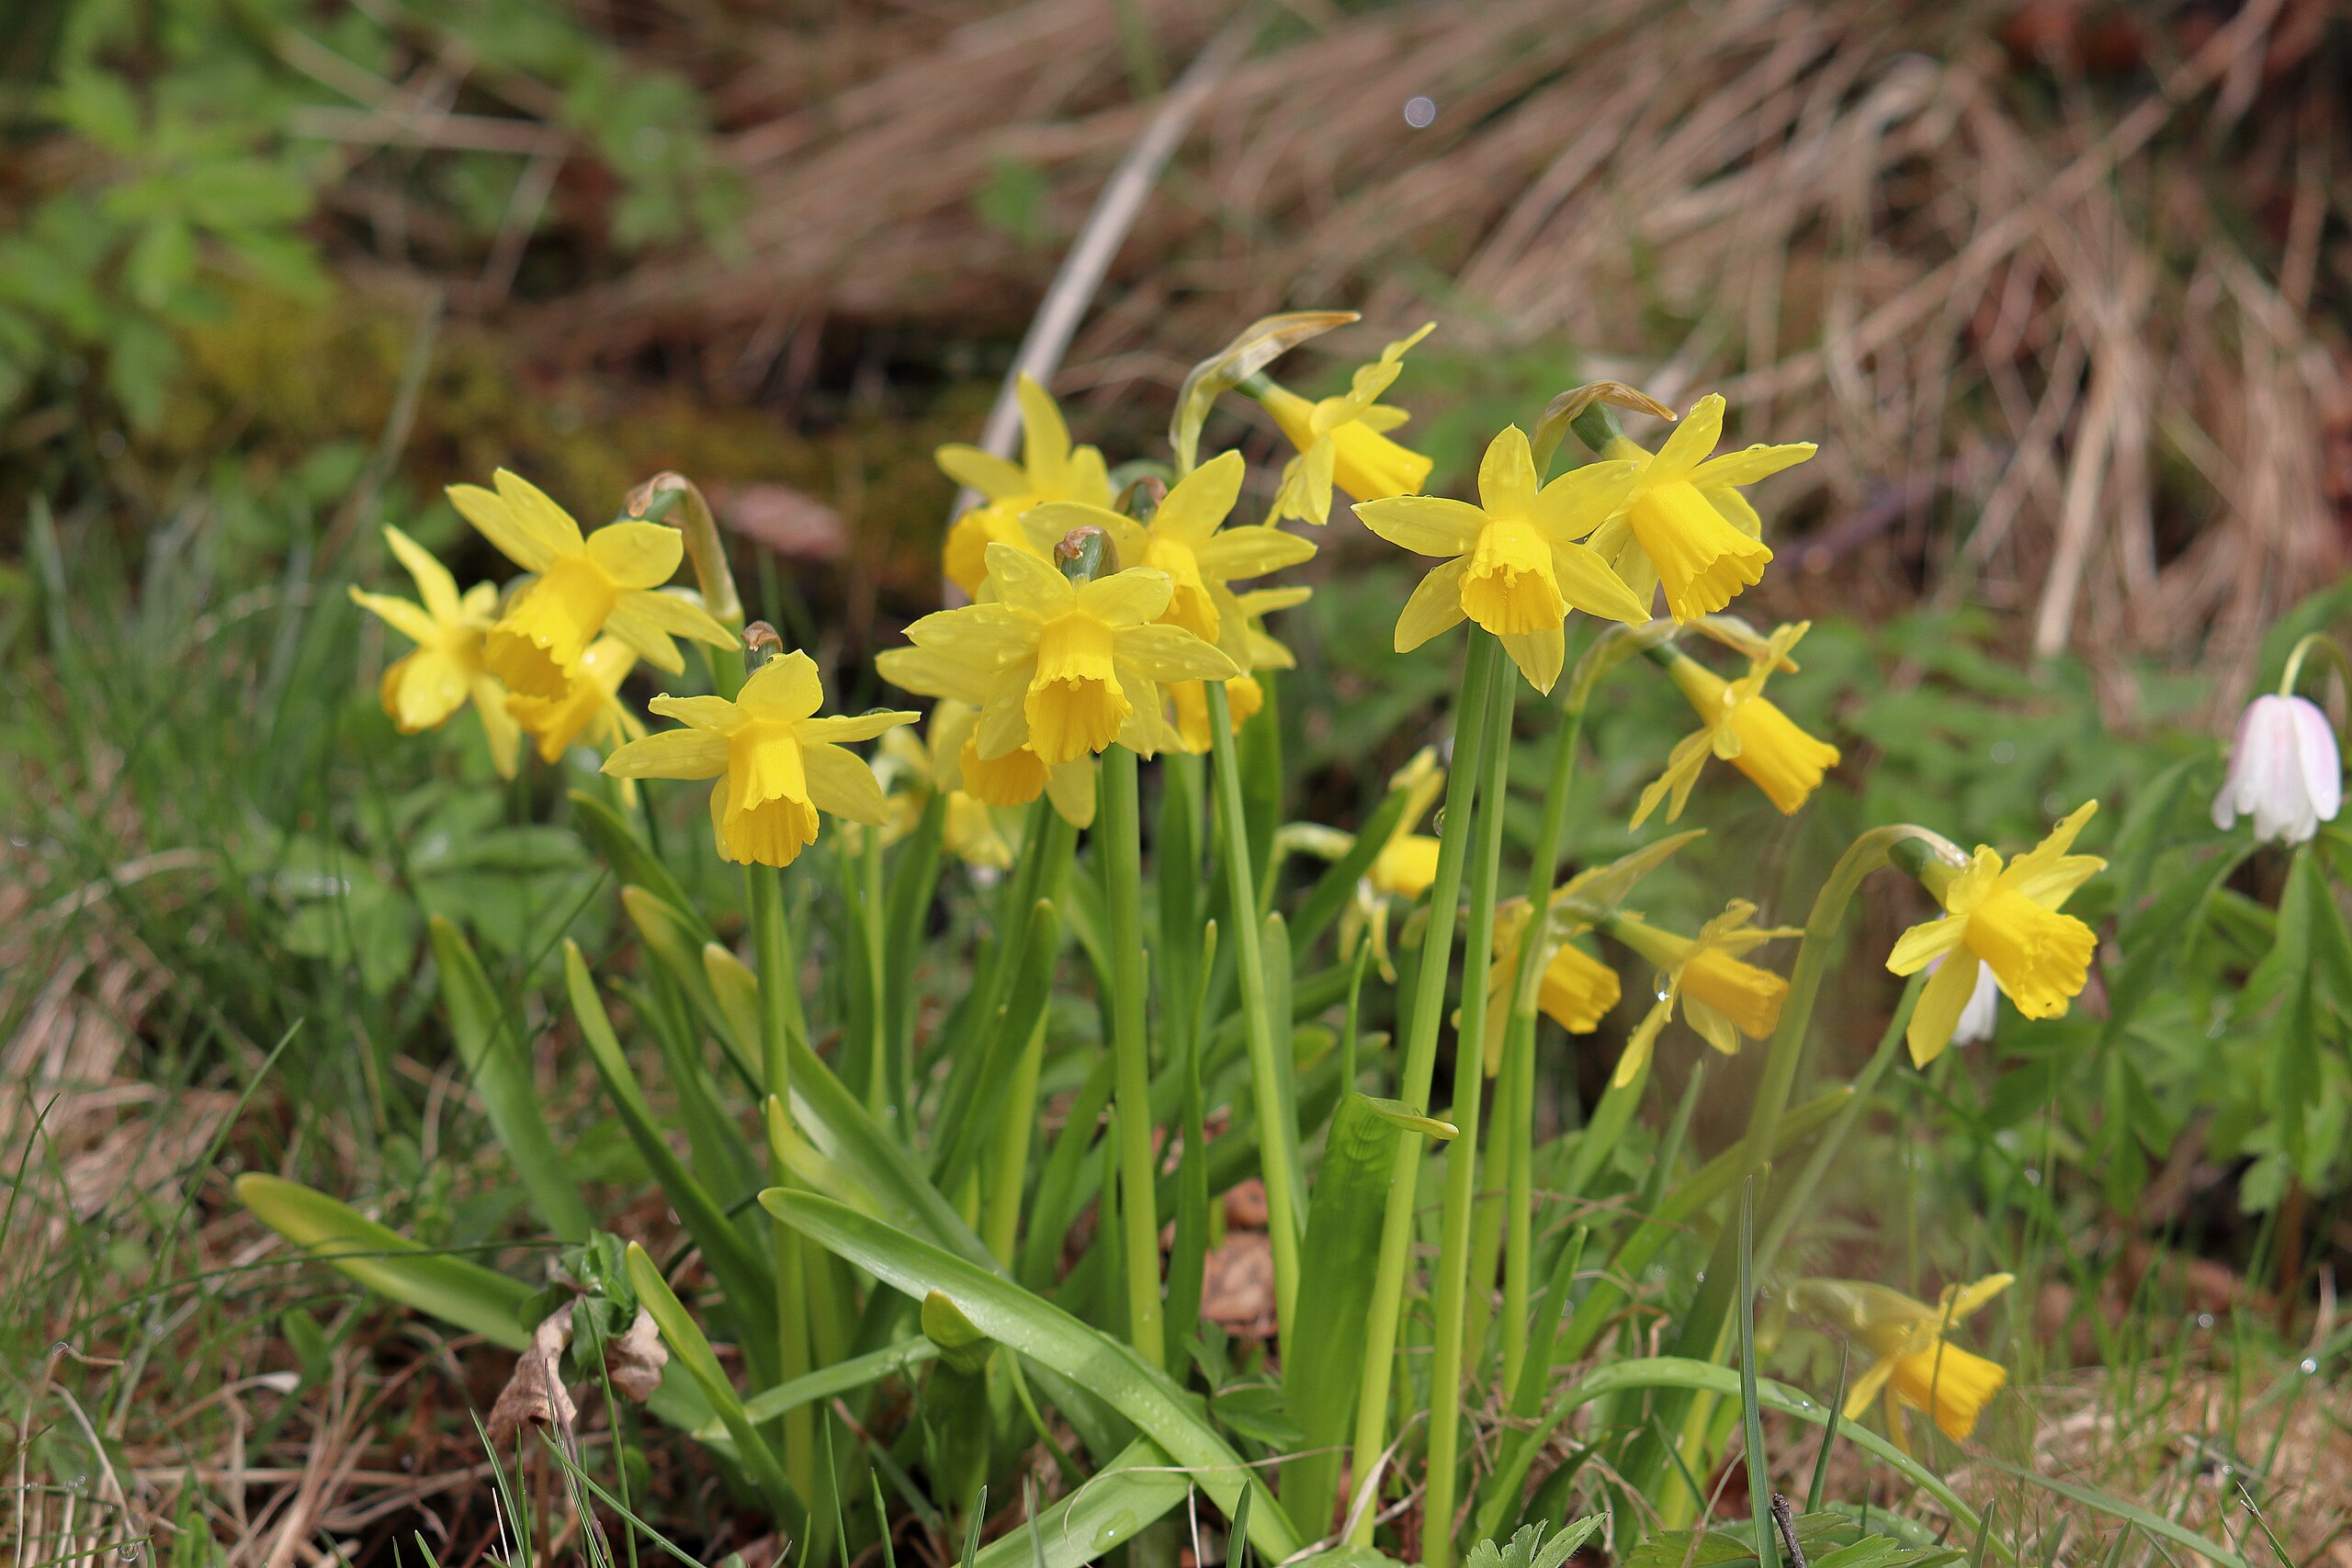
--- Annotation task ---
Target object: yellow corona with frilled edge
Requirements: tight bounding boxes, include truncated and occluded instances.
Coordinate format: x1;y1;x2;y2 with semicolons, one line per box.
1634;620;1841;824
1608;900;1799;1086
1794;1273;2014;1451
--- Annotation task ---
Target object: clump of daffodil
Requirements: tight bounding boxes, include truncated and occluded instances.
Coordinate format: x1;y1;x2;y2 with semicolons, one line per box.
1887;802;2104;1066
450;469;736;702
1476;899;1622;1068
1356;426;1648;693
508;636;647;766
871;707;1016;870
1584;394;1815;623
888;541;1237;767
873;649;1098;827
1028;452;1316;755
1259;324;1436;524
1606;901;1798;1086
1633;620;1841;825
602;649;916;868
349;524;521;777
1792;1273;2014;1451
936;375;1114;599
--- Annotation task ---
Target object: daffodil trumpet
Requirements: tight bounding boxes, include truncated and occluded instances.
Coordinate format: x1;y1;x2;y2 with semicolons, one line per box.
1632;624;1841;825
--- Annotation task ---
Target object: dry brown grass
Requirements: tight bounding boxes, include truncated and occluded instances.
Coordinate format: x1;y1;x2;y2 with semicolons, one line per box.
570;0;2346;701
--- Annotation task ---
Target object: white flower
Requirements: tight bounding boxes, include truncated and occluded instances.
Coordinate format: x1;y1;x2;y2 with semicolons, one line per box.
2211;694;2342;845
1944;957;2001;1047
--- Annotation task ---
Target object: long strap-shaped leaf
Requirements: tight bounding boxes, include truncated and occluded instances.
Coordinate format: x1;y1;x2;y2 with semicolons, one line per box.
764;1190;1303;1562
968;1439;1190;1568
565;942;778;1354
427;917;592;1243
237;1174;536;1348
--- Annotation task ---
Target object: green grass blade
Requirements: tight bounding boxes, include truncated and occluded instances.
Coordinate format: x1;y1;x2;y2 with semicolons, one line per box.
426;915;592;1242
731;1339;941;1428
1806;1345;1849;1516
569;791;710;942
763;1189;1303;1562
1736;1179;1777;1568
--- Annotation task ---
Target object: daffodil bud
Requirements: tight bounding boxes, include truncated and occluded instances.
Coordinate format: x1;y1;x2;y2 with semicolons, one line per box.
2211;693;2341;845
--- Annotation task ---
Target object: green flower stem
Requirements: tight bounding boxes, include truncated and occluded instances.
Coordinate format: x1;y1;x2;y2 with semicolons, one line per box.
2278;631;2352;701
750;863;816;1506
860;824;891;1122
1346;633;1502;1544
631;471;744;630
1100;743;1166;1368
1208;679;1306;1341
1421;646;1516;1568
1737;825;1957;1183
983;1017;1048;1267
1498;695;1588;1390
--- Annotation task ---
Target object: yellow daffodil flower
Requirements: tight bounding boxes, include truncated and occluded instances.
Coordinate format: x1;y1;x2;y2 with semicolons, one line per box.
449;468;735;702
508;637;647;766
1793;1273;2014;1451
1608;901;1798;1086
1477;898;1622;1068
1355;426;1647;694
1634;621;1841;826
936;375;1114;600
348;524;520;777
1886;803;2104;1066
602;650;916;868
890;543;1237;767
1260;324;1436;523
1585;395;1814;622
873;648;1097;827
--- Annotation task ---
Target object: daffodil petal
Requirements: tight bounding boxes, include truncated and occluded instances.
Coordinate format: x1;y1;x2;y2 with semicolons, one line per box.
1120;624;1238;682
878;645;994;704
740;650;827;717
1395;558;1470;652
647;694;739;729
604;726;730;779
1690;441;1817;490
383;525;463;622
1532;459;1641;541
1886;913;1969;976
349;587;442;648
802;709;922;744
1498;624;1566;695
615;587;737;648
473;675;521;777
937;444;1031;499
1547;539;1650;623
1651;395;1725;479
1194;526;1317;579
585;523;685;590
905;604;1035;663
1477;425;1540;517
448;481;557;572
1073;567;1175;627
1015;373;1072;479
1154;450;1245;544
802;741;890;824
1906;953;1983;1067
1354;496;1486;557
988;544;1077;616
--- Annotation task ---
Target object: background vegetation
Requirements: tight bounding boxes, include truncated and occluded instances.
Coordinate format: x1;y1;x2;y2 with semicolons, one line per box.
6;1;2352;1565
